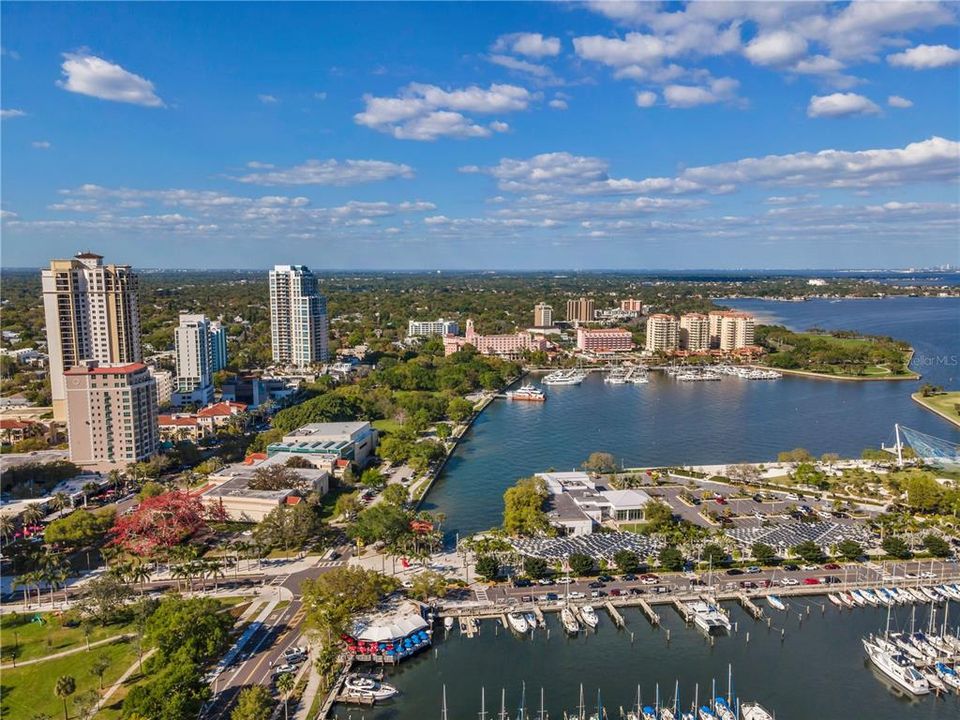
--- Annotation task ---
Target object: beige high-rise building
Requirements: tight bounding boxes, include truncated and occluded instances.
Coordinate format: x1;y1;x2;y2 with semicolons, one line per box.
645;314;679;352
565;297;595;324
708;311;756;350
269;265;329;367
620;298;644;314
534;302;553;327
42;252;142;421
680;313;710;351
64;361;158;467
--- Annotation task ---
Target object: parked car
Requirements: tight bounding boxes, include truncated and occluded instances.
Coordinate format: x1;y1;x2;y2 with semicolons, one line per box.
739;580;757;589
513;578;532;588
640;574;660;585
803;577;822;585
823;563;841;570
587;581;605;589
597;574;615;583
746;566;761;574
780;578;799;586
537;578;555;586
782;564;799;571
272;664;297;675
609;588;623;597
620;573;637;582
725;568;743;576
590;590;607;598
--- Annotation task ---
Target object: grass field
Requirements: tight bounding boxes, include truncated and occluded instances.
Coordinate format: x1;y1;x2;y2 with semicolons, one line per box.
372;418;402;434
0;611;139;664
1;637;139;720
913;391;960;427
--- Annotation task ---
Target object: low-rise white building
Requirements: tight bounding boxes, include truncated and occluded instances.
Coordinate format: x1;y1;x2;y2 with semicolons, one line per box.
537;471;652;536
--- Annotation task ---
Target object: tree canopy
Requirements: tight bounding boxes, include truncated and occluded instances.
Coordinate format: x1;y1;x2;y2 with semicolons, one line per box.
502;476;550;537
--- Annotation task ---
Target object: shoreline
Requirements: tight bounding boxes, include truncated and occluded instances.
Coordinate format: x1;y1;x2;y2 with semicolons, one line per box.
753;364;920;382
911;391;960;429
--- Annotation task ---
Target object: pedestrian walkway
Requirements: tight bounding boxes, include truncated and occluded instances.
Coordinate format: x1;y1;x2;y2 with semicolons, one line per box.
475;586;490;603
94;647;157;714
0;633;134;670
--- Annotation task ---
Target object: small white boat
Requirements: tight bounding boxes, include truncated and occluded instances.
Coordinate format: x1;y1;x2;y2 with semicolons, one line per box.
828;593;844;608
766;595;786;611
935;663;960;691
560;606;580;634
712;698;736;720
578;605;599;628
850;590;869;607
506;611;529;634
860;589;881;606
839;591;856;608
907;588;929;603
740;703;775;720
443;616;454;631
343;674;399;700
524;611;538;629
922;668;948;694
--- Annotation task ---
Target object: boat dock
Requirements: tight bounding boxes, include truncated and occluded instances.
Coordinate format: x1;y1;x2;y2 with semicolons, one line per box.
636;597;660;626
604;602;625;628
532;606;545;627
672;599;693;623
459;616;480;637
737;592;764;620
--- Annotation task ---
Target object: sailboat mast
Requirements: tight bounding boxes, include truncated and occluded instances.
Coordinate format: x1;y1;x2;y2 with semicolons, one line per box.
540;686;546;720
442;685;448;720
727;664;732;705
480;687;486;720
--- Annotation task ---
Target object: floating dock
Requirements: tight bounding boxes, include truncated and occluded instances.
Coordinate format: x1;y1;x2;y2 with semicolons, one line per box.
737;592;764;620
604;602;625;628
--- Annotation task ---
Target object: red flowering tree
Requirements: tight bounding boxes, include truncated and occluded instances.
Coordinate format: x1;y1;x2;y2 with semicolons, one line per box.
109;491;208;556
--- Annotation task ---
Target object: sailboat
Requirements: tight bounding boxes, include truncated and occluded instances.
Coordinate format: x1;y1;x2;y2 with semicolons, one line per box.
561;606;581;634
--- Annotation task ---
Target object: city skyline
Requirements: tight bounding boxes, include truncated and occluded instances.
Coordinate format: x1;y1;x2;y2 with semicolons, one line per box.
2;1;959;270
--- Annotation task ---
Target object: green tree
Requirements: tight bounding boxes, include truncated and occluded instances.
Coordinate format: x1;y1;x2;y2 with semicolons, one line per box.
659;546;684;572
922;534;951;558
230;685;274;720
44;508;112;548
145;596;233;664
301;567;398;642
285;455;314;469
248;464;308;491
475;554;501;581
333;491;362;520
568;553;594;577
642;500;675;532
700;543;728;566
792;462;828;490
54;675;76;720
612;549;640;574
360;467;386;487
137;481;167;500
582;452;616;474
882;536;912;559
751;542;777;565
523;556;548;579
407;570;448;601
502;476;550;537
380;483;409;506
276;672;295;720
835;539;864;561
446;397;474;423
90;653;111;690
792;540;826;564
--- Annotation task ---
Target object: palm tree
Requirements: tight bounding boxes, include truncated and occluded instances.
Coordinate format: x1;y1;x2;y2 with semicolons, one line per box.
203;559;225;592
276;672;295;720
169;563;191;592
129;562;152;595
54;675;76;720
22;503;44;527
81;482;99;506
90;654;111;690
0;514;13;546
49;492;70;516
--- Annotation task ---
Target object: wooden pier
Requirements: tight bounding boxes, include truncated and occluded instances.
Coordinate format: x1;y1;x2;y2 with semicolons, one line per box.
532;606;545;628
459;616;480;637
636;598;661;626
672;599;693;623
737;593;764;620
604;602;625;628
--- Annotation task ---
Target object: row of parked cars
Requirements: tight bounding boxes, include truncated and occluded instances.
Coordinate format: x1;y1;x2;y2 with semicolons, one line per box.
270;645;308;677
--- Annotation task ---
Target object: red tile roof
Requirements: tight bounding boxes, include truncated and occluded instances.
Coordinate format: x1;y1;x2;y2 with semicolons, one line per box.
243;452;268;465
64;363;147;375
198;401;248;417
285;496;303;505
0;419;39;430
158;415;199;427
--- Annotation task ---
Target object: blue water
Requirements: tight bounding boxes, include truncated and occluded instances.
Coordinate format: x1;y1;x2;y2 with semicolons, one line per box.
424;298;960;537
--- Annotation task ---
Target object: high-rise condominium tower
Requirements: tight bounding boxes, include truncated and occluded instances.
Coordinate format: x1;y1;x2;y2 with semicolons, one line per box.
534;302;553;327
269;265;329;367
42;252;141;421
173;313;215;407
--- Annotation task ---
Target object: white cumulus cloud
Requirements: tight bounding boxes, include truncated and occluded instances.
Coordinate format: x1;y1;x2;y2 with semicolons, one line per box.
32;141;52;149
807;92;881;118
744;30;808;66
58;52;164;107
1;108;26;119
493;32;561;58
232;159;414;186
635;90;658;108
888;95;914;109
888;44;960;69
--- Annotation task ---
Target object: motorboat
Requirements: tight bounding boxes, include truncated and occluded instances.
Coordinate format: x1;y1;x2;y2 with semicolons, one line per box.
766;595;786;611
343;674;399;700
922;668;948;694
862;638;930;696
935;663;960;691
506;384;546;402
524;611;539;629
839;591;856;608
712;698;736;720
578;605;600;629
443;616;454;631
560;606;580;634
828;593;844;608
506;611;530;634
542;369;588;386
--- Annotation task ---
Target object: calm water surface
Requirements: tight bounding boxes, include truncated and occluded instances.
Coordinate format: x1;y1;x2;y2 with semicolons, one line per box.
424;298;960;537
334;601;960;719
348;298;960;720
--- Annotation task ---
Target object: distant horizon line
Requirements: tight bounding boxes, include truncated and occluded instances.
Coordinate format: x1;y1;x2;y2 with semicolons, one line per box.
2;266;957;274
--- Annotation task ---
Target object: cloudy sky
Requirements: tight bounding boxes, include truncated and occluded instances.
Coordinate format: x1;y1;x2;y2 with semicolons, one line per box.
2;1;958;270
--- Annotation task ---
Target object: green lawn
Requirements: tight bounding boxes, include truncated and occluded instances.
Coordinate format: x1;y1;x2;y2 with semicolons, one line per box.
372;418;402;434
1;637;139;720
914;391;960;426
1;611;140;664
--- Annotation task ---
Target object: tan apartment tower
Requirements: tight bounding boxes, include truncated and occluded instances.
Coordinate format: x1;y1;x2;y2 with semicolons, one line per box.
534;302;553;327
708;311;756;350
269;265;330;367
680;313;710;351
565;297;595;324
64;361;158;467
42;252;142;421
645;314;679;352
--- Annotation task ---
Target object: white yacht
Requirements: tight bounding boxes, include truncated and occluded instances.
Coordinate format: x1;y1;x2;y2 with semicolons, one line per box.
542;368;588;386
506;611;530;634
862;638;930;696
766;595;786;611
505;384;546;402
740;704;775;720
343;674;400;700
687;601;732;635
604;367;628;384
560;606;580;634
578;605;599;628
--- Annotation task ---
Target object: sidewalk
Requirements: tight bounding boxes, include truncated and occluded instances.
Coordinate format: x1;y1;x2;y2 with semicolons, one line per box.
0;633;134;670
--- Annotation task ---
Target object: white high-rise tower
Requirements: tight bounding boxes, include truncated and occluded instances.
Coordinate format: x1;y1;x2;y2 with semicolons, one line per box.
269;265;329;367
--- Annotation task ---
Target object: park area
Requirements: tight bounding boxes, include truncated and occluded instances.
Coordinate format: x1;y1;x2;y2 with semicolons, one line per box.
913;390;960;428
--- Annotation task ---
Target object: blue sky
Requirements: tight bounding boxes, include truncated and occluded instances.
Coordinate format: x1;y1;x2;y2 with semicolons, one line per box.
2;1;958;270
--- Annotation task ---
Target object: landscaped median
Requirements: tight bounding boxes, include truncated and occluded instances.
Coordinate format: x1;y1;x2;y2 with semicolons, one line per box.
912;390;960;428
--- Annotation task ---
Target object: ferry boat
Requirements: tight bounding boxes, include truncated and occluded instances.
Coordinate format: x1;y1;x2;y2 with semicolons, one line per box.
343;674;399;700
506;611;530;634
505;384;546;402
578;605;599;628
686;601;732;635
862;638;930;695
560;606;580;634
542;368;588;386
